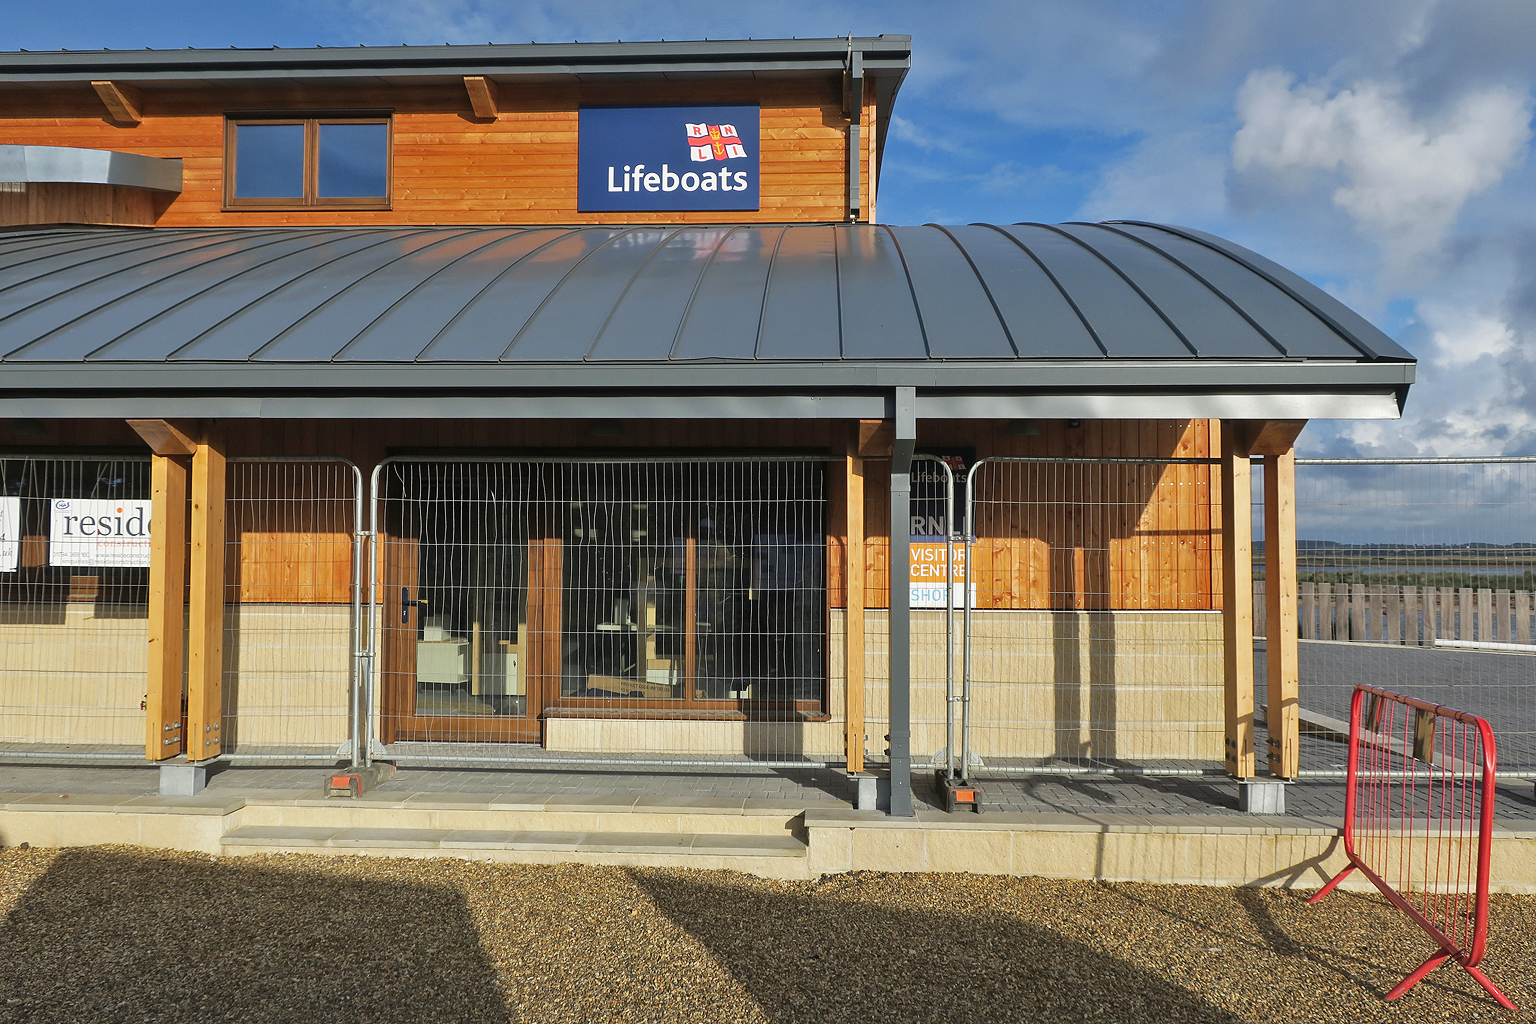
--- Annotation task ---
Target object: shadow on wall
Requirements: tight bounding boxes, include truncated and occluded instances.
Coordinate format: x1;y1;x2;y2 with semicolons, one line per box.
1051;529;1121;761
0;848;511;1024
631;871;1245;1024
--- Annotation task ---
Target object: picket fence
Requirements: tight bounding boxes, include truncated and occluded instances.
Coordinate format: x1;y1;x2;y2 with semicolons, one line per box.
1253;582;1536;646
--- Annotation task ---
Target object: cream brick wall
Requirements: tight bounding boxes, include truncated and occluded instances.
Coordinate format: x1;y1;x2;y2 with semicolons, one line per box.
222;604;352;749
0;603;147;746
0;599;1218;760
0;602;352;750
549;608;1223;762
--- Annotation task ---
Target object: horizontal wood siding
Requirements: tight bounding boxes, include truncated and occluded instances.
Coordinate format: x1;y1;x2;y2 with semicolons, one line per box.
23;417;1220;610
0;78;861;225
862;419;1219;611
0;181;166;227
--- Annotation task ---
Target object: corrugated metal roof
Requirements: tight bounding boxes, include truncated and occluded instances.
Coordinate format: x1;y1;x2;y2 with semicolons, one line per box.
0;223;1413;370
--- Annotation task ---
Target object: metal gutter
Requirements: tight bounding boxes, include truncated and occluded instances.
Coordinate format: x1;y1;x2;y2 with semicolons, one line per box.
0;390;1404;421
0;36;913;86
0;358;1415;391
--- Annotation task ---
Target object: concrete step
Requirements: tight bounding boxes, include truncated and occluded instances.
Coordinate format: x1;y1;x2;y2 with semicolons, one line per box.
221;824;808;858
230;792;832;838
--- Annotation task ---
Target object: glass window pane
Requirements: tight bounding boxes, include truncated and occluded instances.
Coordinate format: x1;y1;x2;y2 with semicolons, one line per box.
407;464;531;720
317;122;388;198
233;123;304;199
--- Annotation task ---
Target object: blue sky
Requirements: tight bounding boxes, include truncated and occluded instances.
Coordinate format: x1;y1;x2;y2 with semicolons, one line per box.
7;0;1536;462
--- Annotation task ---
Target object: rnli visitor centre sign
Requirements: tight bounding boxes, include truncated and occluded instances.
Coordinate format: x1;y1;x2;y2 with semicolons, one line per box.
578;105;760;212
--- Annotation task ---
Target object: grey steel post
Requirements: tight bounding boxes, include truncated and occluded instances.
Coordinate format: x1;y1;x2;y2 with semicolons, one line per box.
888;387;917;816
365;461;386;770
962;459;981;782
347;462;365;771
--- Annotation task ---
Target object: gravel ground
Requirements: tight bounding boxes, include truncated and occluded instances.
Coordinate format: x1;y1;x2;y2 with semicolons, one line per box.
0;846;1532;1023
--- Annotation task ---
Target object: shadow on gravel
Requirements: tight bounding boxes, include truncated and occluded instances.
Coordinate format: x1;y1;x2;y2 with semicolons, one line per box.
632;872;1245;1024
0;848;510;1024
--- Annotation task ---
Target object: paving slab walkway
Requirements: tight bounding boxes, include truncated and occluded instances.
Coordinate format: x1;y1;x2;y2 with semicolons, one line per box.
2;761;1532;823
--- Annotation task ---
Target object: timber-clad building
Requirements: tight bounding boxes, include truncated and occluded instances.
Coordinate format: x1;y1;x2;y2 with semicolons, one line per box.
0;37;1414;813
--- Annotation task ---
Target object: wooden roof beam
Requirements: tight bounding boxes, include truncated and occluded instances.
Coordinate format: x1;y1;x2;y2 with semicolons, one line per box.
127;418;199;455
1237;419;1308;457
91;80;142;125
464;75;499;119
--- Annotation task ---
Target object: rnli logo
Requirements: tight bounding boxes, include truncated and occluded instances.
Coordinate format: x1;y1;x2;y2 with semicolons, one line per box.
686;123;748;162
579;104;759;212
606;122;752;195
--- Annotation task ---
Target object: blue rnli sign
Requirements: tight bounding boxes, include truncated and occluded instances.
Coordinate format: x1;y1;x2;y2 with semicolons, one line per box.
578;105;760;212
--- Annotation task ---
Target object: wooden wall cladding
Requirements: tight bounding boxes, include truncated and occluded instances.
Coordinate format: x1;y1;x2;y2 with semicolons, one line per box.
225;462;355;604
848;419;1221;613
0;77;869;226
22;417;1221;611
0;181;167;227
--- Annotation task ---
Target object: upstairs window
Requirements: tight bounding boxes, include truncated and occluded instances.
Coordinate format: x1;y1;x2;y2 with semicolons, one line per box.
225;118;391;209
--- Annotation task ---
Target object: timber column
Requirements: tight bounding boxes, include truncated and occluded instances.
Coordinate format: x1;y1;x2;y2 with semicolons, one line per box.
1220;421;1256;779
1222;419;1308;788
129;419;227;776
186;424;226;762
145;450;188;760
844;425;866;773
1256;422;1307;779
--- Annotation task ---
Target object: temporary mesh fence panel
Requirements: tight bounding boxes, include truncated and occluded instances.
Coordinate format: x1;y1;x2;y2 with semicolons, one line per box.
0;455;152;759
369;457;828;766
859;456;963;775
222;458;363;762
1265;457;1536;776
1308;685;1514;1008
963;456;1225;775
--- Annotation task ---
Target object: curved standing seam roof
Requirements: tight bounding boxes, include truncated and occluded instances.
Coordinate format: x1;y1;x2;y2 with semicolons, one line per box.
0;223;1414;371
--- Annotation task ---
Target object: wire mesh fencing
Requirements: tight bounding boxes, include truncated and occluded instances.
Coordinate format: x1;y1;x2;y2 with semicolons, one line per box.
221;458;363;762
367;457;829;767
0;455;152;759
962;456;1225;776
1256;456;1536;776
858;455;964;775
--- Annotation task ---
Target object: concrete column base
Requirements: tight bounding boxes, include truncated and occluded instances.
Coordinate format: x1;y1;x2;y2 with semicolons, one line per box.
1239;778;1286;814
159;760;217;796
850;771;890;812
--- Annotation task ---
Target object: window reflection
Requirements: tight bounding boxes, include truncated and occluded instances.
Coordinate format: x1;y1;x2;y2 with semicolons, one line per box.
233;123;304;199
318;123;389;198
560;461;825;704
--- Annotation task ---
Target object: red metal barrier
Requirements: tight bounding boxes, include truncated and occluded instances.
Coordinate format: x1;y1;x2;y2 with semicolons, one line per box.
1309;684;1515;1009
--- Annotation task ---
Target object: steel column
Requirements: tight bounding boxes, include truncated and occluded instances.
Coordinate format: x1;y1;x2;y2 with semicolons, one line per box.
887;386;916;815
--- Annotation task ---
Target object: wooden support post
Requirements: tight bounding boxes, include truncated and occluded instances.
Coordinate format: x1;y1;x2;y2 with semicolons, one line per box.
146;453;187;761
845;426;866;773
186;428;226;762
1220;421;1256;779
1264;446;1300;779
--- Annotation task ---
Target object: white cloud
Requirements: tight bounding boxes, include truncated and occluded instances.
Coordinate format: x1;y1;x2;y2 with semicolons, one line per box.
1232;69;1532;263
1077;129;1228;223
1421;301;1517;366
889;115;965;155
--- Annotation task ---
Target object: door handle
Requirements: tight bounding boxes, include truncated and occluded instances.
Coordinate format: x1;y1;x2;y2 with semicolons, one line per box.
402;587;429;624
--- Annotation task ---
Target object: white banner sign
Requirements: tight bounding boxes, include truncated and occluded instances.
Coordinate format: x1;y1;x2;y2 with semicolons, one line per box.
909;542;977;609
0;497;19;573
49;499;152;567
